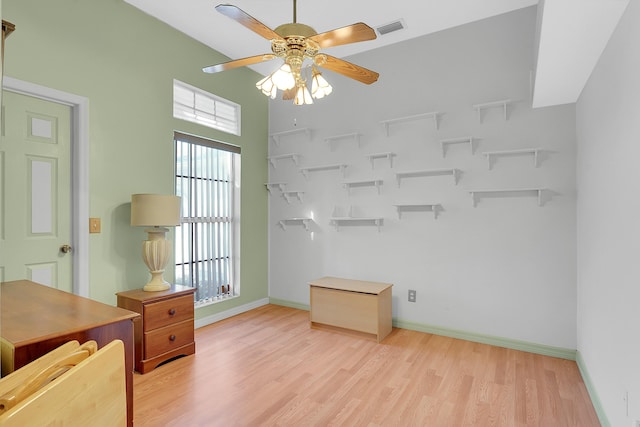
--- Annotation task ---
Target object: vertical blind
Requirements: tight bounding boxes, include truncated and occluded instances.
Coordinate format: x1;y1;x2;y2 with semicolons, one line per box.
174;131;240;305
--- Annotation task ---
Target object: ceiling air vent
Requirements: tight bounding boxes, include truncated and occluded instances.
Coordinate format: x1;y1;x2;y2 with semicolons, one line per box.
376;19;405;36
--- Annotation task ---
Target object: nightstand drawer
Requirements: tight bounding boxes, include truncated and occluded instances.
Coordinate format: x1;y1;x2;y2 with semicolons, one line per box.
143;294;194;331
144;319;194;358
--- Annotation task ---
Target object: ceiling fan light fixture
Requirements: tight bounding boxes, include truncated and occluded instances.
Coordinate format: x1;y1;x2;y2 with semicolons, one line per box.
311;67;332;99
271;63;296;90
256;74;278;99
294;82;313;105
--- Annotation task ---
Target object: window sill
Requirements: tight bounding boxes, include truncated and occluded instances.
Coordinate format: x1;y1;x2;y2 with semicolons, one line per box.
194;293;240;309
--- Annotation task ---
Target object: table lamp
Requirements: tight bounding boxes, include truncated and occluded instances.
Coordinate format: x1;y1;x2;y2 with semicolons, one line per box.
130;194;181;292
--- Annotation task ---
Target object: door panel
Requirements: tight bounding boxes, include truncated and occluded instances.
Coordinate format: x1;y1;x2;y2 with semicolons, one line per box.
0;90;72;290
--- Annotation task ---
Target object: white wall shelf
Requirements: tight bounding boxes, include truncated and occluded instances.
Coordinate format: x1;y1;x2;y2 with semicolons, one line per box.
482;148;543;169
468;188;547;207
324;132;361;148
439;137;474;157
282;191;304;204
277;218;312;231
380;111;440;136
472;99;511;123
299;163;347;179
265;182;287;194
343;179;383;195
395;168;460;186
393;204;442;220
268;153;300;168
329;217;384;232
270;128;311;146
329;206;383;231
365;152;396;169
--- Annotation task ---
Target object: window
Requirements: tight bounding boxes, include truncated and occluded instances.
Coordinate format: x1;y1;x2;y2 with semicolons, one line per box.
174;131;240;306
173;79;241;136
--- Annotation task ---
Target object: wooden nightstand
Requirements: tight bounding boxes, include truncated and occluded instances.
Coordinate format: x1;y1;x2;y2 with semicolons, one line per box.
116;284;195;374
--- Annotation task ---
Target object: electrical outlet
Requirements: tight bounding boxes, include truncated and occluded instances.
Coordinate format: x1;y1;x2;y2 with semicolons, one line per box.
408;289;416;302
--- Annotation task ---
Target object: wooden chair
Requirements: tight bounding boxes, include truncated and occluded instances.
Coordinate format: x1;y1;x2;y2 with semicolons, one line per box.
0;339;126;426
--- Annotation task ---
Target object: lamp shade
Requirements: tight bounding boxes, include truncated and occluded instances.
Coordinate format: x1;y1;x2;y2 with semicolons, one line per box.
131;194;181;227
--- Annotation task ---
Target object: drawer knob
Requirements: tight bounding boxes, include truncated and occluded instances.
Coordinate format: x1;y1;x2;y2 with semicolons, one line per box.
169;335;176;341
168;308;176;316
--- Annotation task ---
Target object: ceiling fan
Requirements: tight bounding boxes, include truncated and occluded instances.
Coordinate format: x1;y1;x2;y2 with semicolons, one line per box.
202;0;380;105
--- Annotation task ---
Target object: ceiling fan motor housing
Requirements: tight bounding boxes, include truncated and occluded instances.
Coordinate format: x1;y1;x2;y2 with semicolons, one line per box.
274;23;317;38
272;23;320;71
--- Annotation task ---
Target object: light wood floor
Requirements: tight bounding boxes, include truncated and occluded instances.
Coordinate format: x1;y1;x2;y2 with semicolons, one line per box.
134;304;600;426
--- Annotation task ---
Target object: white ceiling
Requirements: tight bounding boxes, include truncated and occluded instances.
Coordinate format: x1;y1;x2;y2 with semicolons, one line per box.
532;0;629;107
124;0;629;108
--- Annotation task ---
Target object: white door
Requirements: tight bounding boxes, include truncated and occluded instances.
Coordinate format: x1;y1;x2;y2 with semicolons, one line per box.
0;90;73;291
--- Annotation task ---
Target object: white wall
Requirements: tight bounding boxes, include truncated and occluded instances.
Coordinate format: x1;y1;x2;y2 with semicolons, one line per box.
268;6;577;349
576;0;640;425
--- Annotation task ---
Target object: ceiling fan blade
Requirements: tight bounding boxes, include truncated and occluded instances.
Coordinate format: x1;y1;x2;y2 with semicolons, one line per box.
319;55;379;85
216;4;283;41
310;22;377;49
203;54;276;73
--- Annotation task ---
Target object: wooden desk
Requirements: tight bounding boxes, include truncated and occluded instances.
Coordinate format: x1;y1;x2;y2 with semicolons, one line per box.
309;276;393;342
0;280;139;427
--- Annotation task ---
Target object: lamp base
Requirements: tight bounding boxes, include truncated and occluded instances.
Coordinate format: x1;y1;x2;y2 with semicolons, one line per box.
143;271;171;292
143;283;171;292
141;227;172;292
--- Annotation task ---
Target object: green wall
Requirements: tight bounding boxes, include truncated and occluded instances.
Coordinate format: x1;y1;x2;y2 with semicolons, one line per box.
3;0;269;318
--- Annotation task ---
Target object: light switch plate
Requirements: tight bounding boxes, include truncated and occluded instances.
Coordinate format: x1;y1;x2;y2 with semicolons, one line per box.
89;217;101;233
